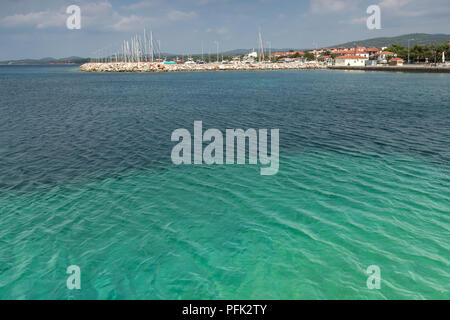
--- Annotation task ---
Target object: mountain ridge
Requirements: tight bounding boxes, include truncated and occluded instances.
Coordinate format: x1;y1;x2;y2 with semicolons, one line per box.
333;33;450;48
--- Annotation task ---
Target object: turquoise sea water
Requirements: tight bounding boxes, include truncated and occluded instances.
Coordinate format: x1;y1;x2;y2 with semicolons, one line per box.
0;66;449;299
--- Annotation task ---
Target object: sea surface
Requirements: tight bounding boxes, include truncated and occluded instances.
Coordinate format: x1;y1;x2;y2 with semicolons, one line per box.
0;65;448;300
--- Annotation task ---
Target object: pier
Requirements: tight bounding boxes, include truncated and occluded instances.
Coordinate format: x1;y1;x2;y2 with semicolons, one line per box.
329;65;450;73
79;62;326;73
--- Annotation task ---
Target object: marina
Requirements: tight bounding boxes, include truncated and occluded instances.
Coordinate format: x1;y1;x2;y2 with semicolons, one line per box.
79;29;450;74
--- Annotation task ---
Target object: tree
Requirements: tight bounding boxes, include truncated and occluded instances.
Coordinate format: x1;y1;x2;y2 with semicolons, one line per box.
386;44;408;60
410;44;425;63
424;45;434;63
304;51;315;61
386;42;450;63
437;43;450;62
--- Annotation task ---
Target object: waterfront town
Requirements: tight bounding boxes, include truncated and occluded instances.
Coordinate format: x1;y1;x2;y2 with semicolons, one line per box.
80;33;450;73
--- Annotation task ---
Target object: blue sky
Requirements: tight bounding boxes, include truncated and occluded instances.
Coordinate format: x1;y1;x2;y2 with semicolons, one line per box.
0;0;449;60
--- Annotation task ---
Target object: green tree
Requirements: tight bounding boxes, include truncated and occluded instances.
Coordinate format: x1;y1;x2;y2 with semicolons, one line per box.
437;43;450;62
424;45;434;63
304;51;315;61
410;44;425;63
388;42;450;63
386;44;408;60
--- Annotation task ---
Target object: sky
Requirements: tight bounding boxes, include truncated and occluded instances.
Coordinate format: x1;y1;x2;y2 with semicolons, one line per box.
0;0;449;60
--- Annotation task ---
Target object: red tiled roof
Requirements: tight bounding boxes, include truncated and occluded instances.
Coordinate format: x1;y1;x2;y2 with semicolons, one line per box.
332;50;353;54
333;49;369;54
273;51;305;56
286;51;305;56
336;55;369;59
375;51;394;56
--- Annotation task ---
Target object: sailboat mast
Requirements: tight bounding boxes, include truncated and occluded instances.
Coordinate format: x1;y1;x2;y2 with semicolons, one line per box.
259;29;265;62
151;31;154;62
144;29;147;62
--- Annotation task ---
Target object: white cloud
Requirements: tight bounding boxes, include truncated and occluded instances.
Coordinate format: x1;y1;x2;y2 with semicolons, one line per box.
122;1;155;10
310;0;357;14
111;15;156;31
0;1;198;32
1;10;66;29
346;16;366;25
167;10;197;21
379;0;450;18
216;27;229;35
379;0;410;9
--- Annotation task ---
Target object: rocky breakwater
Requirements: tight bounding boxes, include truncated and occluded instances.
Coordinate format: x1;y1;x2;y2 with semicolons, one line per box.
79;62;326;73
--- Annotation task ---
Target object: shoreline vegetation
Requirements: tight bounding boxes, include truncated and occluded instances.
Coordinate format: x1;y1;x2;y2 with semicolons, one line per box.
79;62;450;73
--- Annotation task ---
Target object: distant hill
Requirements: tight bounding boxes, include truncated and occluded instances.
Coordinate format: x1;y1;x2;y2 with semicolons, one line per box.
221;48;299;55
39;57;57;61
0;56;89;65
334;33;450;48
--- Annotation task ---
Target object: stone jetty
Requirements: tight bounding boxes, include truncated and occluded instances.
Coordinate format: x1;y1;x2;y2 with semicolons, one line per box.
79;61;326;73
329;65;450;73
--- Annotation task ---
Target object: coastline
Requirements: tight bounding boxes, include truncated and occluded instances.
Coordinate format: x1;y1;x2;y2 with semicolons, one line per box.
79;62;450;73
79;62;326;73
329;65;450;73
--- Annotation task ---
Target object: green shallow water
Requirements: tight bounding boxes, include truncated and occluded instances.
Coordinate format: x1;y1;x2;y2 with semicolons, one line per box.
1;151;448;299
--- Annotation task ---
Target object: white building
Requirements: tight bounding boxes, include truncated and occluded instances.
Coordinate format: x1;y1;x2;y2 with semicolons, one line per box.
335;55;368;67
355;52;369;59
247;51;258;59
375;51;395;64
